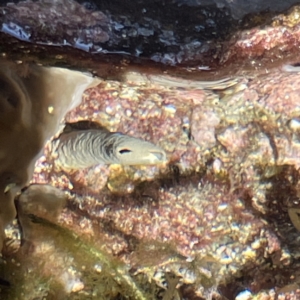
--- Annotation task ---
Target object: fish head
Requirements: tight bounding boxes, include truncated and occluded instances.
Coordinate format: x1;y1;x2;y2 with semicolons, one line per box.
113;134;167;165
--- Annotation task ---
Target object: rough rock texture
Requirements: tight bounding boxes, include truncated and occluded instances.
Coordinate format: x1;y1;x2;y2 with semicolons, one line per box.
2;1;300;300
2;0;300;72
0;66;300;299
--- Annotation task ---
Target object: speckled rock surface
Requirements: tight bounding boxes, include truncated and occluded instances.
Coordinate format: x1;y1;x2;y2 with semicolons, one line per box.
2;1;300;300
0;65;299;299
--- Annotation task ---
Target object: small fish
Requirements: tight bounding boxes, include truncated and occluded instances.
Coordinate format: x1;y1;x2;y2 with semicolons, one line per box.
52;122;167;170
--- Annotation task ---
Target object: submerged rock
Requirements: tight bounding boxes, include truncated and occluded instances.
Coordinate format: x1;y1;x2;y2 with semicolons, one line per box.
0;64;297;299
2;1;300;299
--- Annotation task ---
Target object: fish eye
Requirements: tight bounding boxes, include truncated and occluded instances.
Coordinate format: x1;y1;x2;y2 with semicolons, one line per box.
118;148;132;154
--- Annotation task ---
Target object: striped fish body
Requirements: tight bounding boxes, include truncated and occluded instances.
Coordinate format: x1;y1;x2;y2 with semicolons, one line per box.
53;128;166;170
